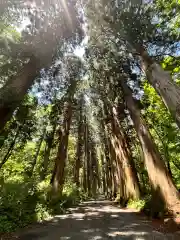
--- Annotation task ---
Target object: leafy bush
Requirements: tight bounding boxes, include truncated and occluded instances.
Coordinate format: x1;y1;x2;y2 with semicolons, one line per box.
0;179;44;232
47;183;85;214
127;195;168;219
0;179;83;233
127;199;146;210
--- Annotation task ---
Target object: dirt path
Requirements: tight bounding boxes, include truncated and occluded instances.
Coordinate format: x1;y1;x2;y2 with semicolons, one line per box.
16;200;180;240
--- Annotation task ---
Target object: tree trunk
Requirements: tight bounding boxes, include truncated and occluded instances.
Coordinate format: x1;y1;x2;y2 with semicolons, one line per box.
108;137;119;200
101;117;124;200
74;98;84;187
91;153;98;198
51;101;73;195
103;103;141;201
0;126;20;169
139;47;180;129
41;122;57;181
120;78;180;214
50;128;62;186
51;77;78;193
83;154;87;193
107;135;125;202
103;139;113;199
86;126;92;197
148;120;174;179
83;117;90;195
0;56;41;132
90;140;99;198
113;105;141;197
107;138;119;199
29;127;46;176
100;153;106;195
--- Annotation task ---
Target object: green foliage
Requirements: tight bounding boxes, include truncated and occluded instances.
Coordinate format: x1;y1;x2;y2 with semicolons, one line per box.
0;21;21;51
142;81;180;187
127;199;146;211
0;179;41;232
0;178;84;233
127;195;167;218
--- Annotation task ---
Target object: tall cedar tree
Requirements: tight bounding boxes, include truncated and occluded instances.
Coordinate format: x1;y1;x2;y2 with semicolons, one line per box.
120;77;180;214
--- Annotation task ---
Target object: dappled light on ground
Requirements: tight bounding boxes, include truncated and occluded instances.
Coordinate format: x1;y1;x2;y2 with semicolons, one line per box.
16;200;180;240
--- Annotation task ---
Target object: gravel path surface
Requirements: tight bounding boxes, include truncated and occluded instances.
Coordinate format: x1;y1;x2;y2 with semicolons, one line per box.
17;200;180;240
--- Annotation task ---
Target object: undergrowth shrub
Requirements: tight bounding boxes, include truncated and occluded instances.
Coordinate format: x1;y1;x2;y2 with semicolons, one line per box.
0;179;84;233
127;195;168;219
127;199;146;210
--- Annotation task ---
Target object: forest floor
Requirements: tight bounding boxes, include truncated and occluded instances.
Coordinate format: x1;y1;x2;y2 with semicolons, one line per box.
2;200;180;240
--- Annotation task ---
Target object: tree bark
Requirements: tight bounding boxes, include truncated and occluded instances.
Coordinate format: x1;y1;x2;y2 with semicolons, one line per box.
51;101;73;195
74;97;84;187
107;138;120;199
90;139;99;198
83;120;89;194
113;105;142;196
0;126;20;169
108;137;125;202
148;120;174;179
100;153;106;195
84;122;92;197
29;126;46;176
139;47;180;129
41;122;57;181
120;78;180;214
0;56;41;132
103;103;141;201
82;154;87;193
103;138;113;199
101;115;125;200
50;128;62;186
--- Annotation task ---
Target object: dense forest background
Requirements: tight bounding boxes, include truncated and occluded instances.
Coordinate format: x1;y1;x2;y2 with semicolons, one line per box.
0;0;180;233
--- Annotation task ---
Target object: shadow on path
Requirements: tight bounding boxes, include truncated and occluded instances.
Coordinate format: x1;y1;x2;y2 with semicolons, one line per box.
17;200;180;240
